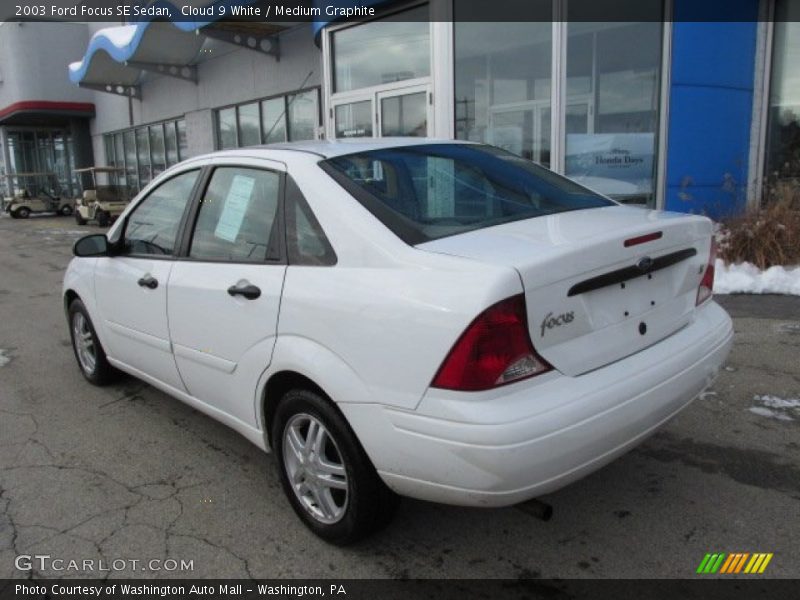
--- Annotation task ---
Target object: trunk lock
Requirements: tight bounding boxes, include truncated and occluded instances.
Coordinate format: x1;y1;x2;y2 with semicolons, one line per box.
639;322;647;335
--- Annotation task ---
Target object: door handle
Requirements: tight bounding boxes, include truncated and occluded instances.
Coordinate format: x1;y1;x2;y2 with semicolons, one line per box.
137;275;158;289
227;283;261;300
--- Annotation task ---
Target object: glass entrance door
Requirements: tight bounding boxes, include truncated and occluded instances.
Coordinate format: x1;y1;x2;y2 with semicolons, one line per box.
378;85;431;137
333;85;432;139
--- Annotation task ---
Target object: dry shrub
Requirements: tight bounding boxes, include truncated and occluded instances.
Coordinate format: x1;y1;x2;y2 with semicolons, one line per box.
717;180;800;270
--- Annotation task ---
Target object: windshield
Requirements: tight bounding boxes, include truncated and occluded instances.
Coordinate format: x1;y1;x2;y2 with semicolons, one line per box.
320;143;615;244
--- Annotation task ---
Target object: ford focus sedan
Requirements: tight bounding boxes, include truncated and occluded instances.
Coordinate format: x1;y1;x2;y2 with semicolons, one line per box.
63;139;733;544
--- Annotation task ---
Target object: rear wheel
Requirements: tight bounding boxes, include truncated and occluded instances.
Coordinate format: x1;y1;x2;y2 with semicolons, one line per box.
14;207;30;219
272;388;398;544
68;299;117;385
59;204;73;217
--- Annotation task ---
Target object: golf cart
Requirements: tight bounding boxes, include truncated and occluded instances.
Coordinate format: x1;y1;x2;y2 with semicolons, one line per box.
73;167;131;227
2;172;74;219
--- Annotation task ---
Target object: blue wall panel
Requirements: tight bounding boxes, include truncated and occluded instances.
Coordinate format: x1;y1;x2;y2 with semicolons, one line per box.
665;0;759;219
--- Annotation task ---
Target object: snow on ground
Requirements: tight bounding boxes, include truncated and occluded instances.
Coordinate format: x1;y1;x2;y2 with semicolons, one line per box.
714;259;800;295
748;394;800;421
0;349;10;368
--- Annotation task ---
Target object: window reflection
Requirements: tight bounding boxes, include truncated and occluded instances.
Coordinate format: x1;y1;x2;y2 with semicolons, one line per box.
454;18;552;166
287;91;319;141
238;103;261;147
335;101;373;138
381;92;427;137
766;1;800;185
332;6;430;93
217;108;237;150
565;20;662;206
262;97;287;144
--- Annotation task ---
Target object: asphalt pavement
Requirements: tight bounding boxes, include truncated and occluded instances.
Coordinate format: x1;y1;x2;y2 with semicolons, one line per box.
0;214;798;579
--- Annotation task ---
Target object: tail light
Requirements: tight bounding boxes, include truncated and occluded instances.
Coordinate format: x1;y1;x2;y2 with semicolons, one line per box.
696;238;717;306
431;294;551;391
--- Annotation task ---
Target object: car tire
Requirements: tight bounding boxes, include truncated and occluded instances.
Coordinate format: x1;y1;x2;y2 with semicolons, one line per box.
96;211;110;227
75;211;87;225
60;204;73;217
272;388;398;545
15;207;30;219
68;299;117;386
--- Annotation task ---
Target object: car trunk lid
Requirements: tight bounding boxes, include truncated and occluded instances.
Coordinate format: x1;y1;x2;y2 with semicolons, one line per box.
417;206;713;376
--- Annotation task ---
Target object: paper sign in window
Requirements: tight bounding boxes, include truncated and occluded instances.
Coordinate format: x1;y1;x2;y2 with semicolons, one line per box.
214;175;256;242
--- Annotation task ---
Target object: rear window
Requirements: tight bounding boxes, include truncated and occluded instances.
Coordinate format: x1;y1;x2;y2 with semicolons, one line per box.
320;143;614;244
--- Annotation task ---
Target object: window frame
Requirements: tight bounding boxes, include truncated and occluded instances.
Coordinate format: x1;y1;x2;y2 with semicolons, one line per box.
284;175;337;266
175;164;288;266
115;167;204;260
213;87;322;150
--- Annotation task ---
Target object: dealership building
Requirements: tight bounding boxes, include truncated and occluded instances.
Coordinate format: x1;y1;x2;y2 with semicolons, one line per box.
0;0;798;218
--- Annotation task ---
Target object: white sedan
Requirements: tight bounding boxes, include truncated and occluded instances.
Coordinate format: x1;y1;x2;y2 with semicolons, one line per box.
63;139;733;543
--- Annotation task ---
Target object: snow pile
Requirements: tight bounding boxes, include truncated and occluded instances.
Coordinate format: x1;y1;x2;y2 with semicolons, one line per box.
0;349;10;368
748;394;800;421
714;259;800;295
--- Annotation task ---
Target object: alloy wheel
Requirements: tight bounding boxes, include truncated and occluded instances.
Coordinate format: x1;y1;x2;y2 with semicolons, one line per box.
72;312;96;375
282;413;349;524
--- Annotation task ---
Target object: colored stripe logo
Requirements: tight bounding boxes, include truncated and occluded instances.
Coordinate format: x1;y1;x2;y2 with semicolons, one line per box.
696;553;773;574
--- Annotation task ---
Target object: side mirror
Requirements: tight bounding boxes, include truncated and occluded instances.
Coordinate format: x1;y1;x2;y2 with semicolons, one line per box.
73;234;109;257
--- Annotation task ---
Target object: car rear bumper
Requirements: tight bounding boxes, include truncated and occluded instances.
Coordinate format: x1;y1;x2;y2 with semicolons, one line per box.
340;301;733;507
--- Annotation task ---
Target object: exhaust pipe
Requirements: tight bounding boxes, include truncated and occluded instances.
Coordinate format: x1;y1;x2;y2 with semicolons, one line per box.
517;498;553;521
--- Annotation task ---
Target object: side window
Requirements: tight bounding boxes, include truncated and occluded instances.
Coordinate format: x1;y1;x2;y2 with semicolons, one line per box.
189;167;281;263
122;169;200;256
286;177;337;266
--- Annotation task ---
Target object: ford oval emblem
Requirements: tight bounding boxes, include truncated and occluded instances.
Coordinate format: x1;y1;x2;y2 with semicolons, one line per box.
637;257;654;272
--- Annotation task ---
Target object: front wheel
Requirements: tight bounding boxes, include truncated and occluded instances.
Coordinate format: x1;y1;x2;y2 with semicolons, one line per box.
96;210;110;227
75;211;87;225
272;389;398;544
68;299;117;385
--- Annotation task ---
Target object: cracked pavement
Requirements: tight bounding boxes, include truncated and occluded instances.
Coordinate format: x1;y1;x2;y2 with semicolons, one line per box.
0;214;798;579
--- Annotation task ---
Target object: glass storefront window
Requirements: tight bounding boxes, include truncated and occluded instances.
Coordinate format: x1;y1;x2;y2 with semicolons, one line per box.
454;18;553;165
765;1;800;184
123;130;137;192
177;120;187;160
262;97;287;144
287;90;319;141
564;19;663;206
165;122;179;167
214;89;320;149
335;101;373;138
135;128;151;187
149;125;166;177
112;133;126;186
454;1;663;206
217;107;237;149
238;103;261;147
4;129;78;197
380;92;427;137
332;5;430;93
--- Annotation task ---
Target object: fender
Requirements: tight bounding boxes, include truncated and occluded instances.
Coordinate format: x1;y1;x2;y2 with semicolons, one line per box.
63;258;113;352
254;335;374;448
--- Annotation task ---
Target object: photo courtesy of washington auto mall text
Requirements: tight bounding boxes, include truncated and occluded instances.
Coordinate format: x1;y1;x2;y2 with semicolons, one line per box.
0;0;798;598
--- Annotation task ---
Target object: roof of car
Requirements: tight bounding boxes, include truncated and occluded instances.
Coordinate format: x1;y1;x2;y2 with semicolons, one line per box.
252;137;479;158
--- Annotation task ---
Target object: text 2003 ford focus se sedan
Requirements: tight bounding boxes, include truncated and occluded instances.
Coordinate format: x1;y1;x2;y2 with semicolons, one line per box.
63;139;733;543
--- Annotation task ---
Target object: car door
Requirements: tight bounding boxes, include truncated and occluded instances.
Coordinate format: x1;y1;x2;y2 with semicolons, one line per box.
93;168;201;391
166;162;287;428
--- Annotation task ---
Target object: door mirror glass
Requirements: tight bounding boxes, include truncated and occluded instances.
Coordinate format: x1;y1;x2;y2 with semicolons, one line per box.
73;234;109;257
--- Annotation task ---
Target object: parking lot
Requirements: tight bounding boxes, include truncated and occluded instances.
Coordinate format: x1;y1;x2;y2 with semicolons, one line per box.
0;214;798;579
